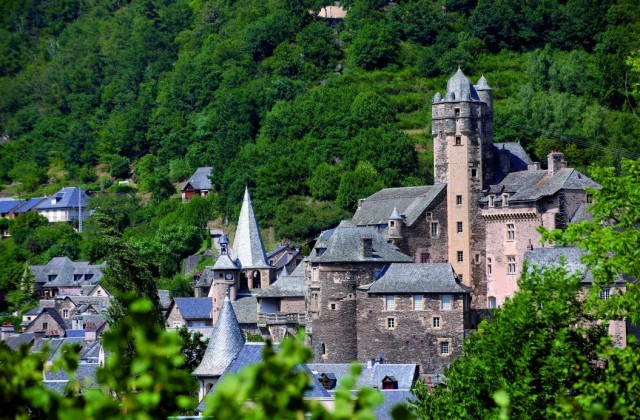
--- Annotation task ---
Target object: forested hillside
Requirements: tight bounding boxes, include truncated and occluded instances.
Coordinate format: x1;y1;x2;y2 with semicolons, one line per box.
0;0;639;271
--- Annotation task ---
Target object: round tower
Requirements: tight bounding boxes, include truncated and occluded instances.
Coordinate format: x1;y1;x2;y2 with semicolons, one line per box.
387;207;404;243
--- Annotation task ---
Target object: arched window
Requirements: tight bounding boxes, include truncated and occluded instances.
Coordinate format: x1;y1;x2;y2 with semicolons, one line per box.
240;272;249;290
252;271;261;289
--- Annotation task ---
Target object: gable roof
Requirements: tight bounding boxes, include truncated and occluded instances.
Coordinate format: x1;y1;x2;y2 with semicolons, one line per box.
308;221;412;264
27;308;67;334
35;187;89;210
192;297;245;377
363;263;471;294
12;197;46;213
485;168;600;204
174;298;212;320
232;188;270;269
492;143;533;173
256;271;304;298
181;167;212;191
352;184;446;227
0;199;22;214
31;257;104;288
307;362;418;390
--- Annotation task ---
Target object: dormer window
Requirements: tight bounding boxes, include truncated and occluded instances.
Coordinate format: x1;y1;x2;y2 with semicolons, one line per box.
382;376;398;390
502;193;509;206
48;275;57;282
488;195;495;208
74;274;83;281
389;221;395;228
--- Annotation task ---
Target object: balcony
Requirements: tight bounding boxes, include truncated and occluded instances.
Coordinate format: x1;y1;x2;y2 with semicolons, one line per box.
257;312;306;327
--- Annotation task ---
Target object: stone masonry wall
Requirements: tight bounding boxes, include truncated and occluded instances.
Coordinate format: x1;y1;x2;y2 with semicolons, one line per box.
280;297;305;313
356;290;466;374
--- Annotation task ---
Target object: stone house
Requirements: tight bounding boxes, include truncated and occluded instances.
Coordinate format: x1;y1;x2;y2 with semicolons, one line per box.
166;298;213;328
24;307;66;337
352;184;448;264
30;257;105;298
181;167;212;202
356;263;471;374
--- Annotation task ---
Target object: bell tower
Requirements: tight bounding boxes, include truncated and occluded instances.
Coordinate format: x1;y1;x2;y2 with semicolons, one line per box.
431;69;493;306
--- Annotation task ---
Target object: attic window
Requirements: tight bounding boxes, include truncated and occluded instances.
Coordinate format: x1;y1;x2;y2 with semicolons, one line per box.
382;376;398;390
74;274;83;281
502;193;510;206
48;275;57;282
488;195;495;208
85;274;93;280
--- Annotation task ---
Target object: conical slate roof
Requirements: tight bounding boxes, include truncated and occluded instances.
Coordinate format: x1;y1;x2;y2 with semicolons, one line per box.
445;68;480;101
192;296;245;377
232;187;270;269
476;75;491;90
389;207;402;220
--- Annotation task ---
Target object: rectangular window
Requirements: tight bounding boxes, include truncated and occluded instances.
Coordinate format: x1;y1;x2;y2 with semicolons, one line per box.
311;292;319;312
62;309;69;318
600;287;611;300
457;221;463;233
433;316;441;328
488;195;495;207
385;295;396;311
454;108;460;118
471;169;477;178
425;212;432;219
330;303;336;310
455;136;462;145
457;251;463;263
413;295;423;311
431;222;439;238
387;317;395;330
487;257;492;275
502;193;509;206
507;223;515;241
456;195;462;205
312;267;319;282
488;297;497;309
586;194;593;204
441;294;452;310
42;322;48;330
458;274;463;283
507;256;516;274
420;253;430;263
440;341;450;355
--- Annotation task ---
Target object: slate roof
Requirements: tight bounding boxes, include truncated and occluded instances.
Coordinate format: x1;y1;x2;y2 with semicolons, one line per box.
4;332;36;351
12;197;46;213
44;363;99;390
35;187;89;210
256;263;305;298
192;297;245;377
232;188;271;269
231;296;258;324
352;184;446;227
363;263;471;294
27;308;67;335
524;247;596;283
376;391;416;420
157;289;172;311
31;257;104;288
570;202;592;223
307;363;418;390
444;68;481;101
307;221;412;264
0;199;22;214
183;255;200;274
492;143;533;173
182;167;212;191
195;266;215;289
174;298;212;320
213;254;239;270
484;168;600;204
67;296;110;310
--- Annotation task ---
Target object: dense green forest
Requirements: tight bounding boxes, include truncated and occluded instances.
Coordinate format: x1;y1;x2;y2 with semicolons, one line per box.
0;0;639;310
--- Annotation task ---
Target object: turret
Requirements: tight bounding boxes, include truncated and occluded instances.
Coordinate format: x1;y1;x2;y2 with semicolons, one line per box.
387;207;404;242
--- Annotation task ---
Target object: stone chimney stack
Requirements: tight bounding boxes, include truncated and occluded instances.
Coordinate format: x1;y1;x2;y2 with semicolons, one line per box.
547;151;566;176
1;323;14;341
361;236;373;258
499;147;510;174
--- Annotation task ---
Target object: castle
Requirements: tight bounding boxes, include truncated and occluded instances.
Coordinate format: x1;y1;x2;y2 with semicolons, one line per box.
305;69;598;373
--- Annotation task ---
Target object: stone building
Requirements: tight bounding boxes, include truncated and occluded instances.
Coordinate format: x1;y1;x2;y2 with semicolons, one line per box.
181;167;212;202
30;257;105;298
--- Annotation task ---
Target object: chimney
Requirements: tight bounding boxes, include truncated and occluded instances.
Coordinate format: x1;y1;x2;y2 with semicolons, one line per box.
85;328;96;342
358;199;365;208
361;236;373;258
499;148;510;174
547;151;566;176
1;323;14;341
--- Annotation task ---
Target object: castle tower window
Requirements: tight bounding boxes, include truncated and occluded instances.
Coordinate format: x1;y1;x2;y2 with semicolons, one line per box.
389;220;395;227
456;195;462;205
471;168;477;178
502;193;510;206
252;271;261;289
457;221;463;233
455;136;462;146
433;316;441;328
456;251;464;263
507;256;516;274
420;253;430;263
431;222;439;238
413;295;423;310
385;295;396;311
441;294;452;310
488;296;497;309
311;292;319;312
321;342;327;355
439;341;450;355
330;302;336;310
386;317;396;330
454;108;460;118
507;223;515;241
487;257;492;275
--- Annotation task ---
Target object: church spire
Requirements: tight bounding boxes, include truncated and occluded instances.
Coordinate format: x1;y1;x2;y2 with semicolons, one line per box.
232;187;270;269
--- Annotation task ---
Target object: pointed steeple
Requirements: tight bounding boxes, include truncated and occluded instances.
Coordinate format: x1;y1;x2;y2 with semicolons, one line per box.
389;207;402;220
193;296;245;377
232;187;270;269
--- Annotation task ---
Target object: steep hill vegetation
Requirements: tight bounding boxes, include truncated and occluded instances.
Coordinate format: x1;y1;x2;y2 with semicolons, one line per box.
0;0;639;242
